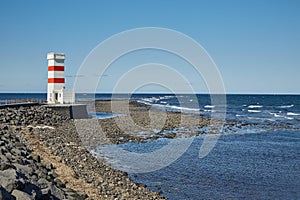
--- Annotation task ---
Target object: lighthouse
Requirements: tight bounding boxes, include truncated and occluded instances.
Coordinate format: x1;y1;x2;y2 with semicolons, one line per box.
47;52;75;104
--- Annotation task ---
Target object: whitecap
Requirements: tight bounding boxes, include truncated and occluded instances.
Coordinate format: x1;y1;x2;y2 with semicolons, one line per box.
159;101;168;104
248;105;263;108
141;97;159;103
89;112;126;119
287;112;300;116
285;117;294;120
167;105;200;112
204;105;215;108
159;95;174;100
235;114;246;118
248;110;261;113
247;117;264;120
278;104;294;108
204;109;216;113
137;100;152;106
269;112;282;118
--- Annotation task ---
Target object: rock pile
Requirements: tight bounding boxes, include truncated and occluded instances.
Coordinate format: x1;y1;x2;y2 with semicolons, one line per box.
0;125;85;200
0;105;165;199
30;120;164;199
0;106;67;126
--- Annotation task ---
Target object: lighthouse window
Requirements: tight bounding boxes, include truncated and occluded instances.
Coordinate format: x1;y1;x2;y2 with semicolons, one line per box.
59;94;61;97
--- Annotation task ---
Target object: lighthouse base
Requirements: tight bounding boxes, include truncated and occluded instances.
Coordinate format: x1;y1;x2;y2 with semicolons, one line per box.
44;104;88;119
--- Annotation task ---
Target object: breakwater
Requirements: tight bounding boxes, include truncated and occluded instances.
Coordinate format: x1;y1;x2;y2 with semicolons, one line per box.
0;105;164;199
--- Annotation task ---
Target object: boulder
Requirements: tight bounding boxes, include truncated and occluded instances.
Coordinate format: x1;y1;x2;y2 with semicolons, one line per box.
13;164;33;176
12;189;33;200
0;169;19;193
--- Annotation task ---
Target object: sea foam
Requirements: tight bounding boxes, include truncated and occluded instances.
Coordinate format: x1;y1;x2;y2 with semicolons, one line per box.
248;105;263;108
204;105;215;108
248;110;261;113
278;105;294;108
287;112;300;116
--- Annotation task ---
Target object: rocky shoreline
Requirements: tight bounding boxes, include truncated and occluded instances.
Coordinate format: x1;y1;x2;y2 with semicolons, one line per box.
0;104;168;199
1;100;297;199
77;100;210;147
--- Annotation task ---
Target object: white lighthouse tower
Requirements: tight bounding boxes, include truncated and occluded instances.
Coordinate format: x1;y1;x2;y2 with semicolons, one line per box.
47;52;75;104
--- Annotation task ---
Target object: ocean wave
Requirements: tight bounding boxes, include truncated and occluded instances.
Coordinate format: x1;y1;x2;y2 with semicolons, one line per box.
248;110;261;113
287;112;300;116
89;112;126;119
265;118;276;122
247;117;264;120
137;100;152;106
137;100;201;113
204;105;215;108
167;105;200;112
269;112;283;118
235;114;247;118
204;109;216;113
159;95;174;100
248;105;263;108
278;104;294;108
143;97;160;102
285;117;294;120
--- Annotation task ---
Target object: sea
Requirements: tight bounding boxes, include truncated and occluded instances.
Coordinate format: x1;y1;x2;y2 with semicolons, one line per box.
1;93;299;199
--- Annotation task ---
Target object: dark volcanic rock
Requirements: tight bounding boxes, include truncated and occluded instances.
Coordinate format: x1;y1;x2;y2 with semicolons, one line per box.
0;105;166;199
0;123;84;200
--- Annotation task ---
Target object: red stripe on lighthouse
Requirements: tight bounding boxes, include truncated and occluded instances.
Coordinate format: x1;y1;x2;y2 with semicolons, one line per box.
48;78;65;83
48;66;64;71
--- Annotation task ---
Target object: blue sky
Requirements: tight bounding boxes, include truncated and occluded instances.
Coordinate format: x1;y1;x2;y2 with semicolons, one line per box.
0;0;299;94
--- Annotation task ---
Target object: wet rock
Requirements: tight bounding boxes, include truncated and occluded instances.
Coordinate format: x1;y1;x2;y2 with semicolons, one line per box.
12;189;33;200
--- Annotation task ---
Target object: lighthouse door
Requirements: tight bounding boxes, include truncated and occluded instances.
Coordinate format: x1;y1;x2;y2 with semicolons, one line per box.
54;93;58;102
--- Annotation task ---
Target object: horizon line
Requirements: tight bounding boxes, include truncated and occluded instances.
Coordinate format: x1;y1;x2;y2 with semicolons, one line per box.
0;91;299;95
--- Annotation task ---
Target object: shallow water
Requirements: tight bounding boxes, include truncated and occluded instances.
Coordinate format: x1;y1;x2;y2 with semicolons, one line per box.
89;94;300;199
125;130;300;199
